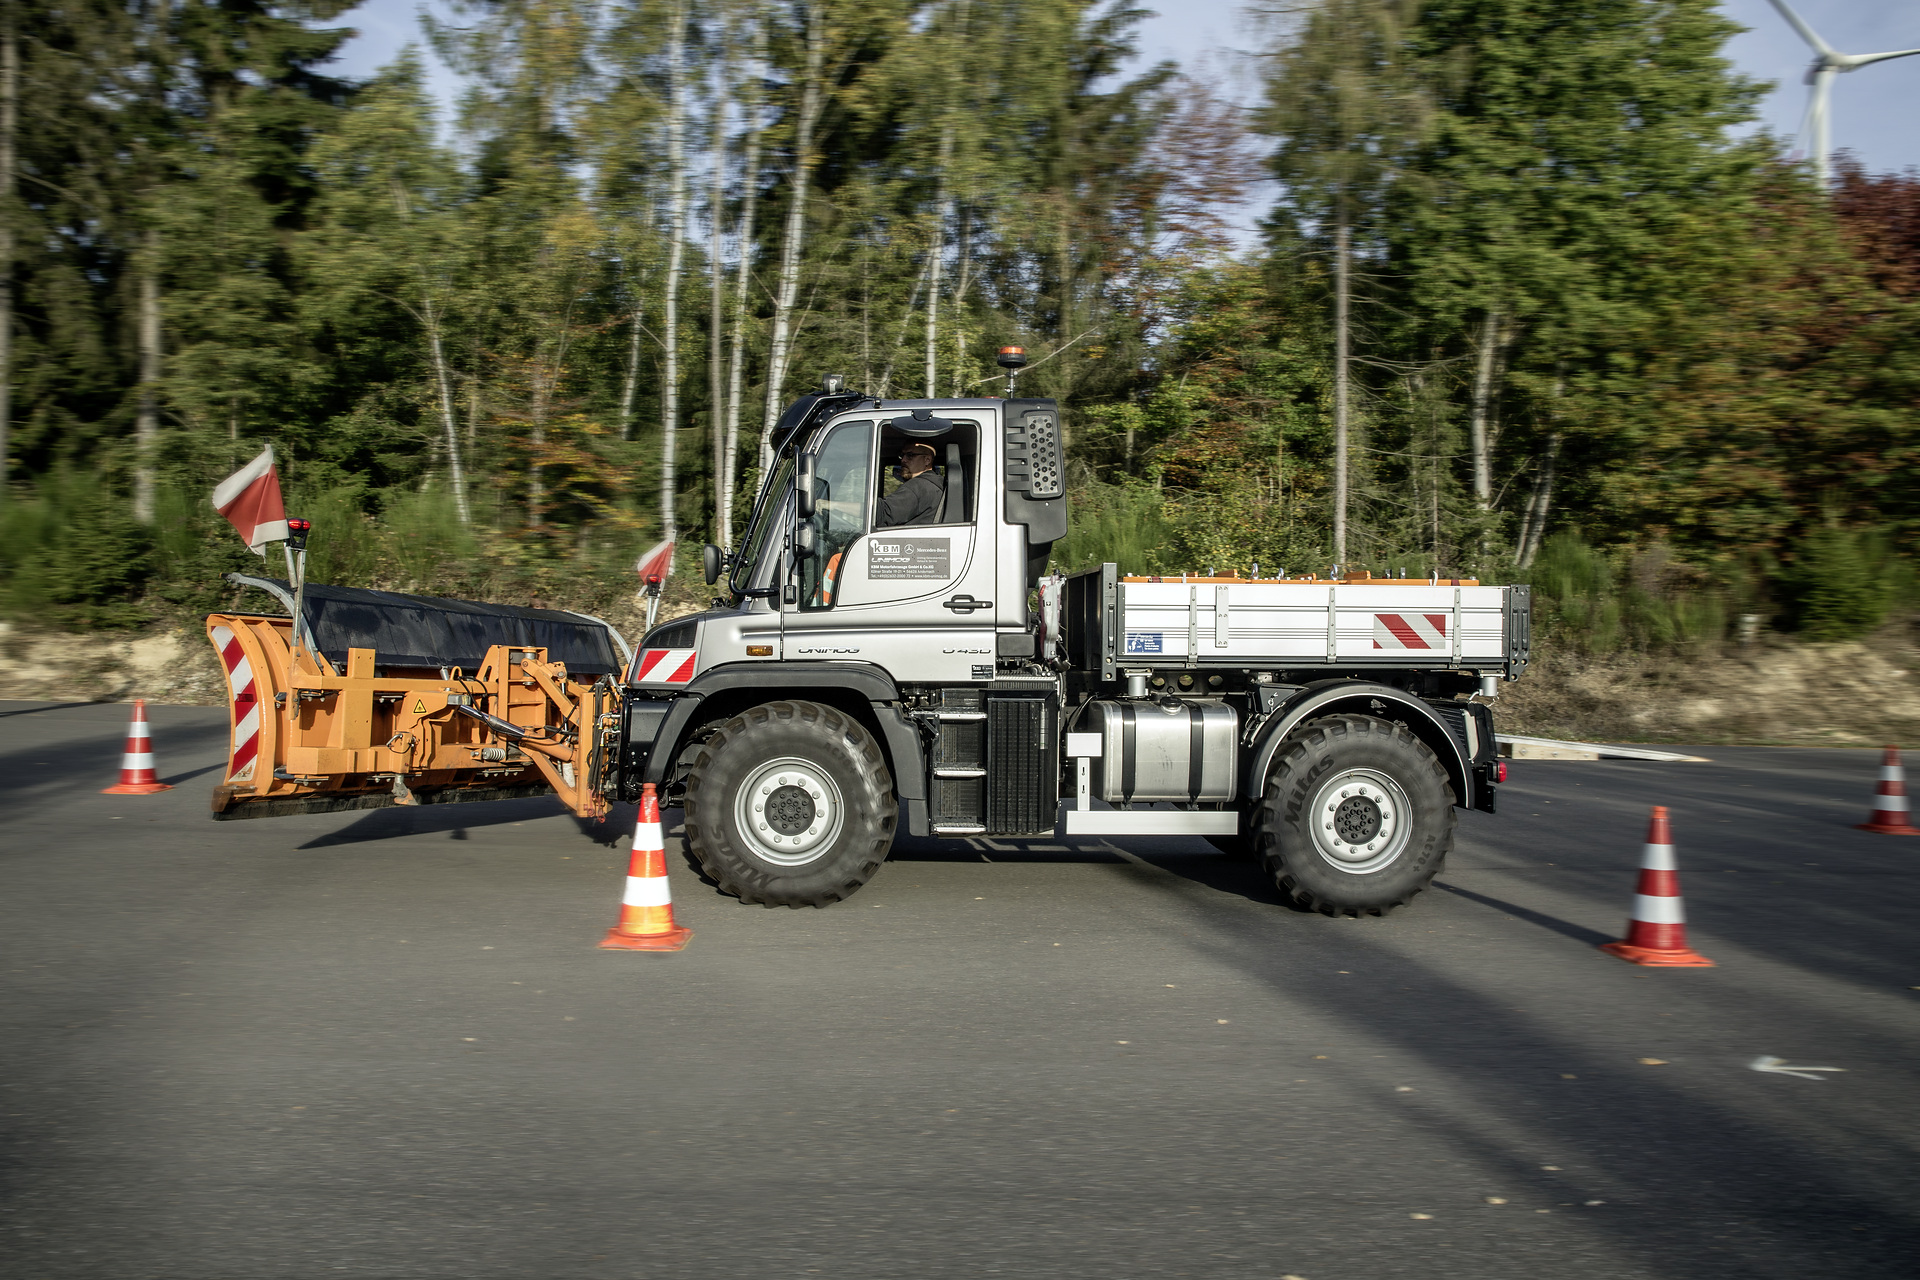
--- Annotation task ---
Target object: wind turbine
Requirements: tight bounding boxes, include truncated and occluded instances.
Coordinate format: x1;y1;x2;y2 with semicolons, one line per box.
1768;0;1920;189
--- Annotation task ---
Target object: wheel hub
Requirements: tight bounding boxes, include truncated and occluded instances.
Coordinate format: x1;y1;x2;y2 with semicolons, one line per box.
734;758;845;867
1333;795;1382;844
764;785;816;835
1310;768;1411;874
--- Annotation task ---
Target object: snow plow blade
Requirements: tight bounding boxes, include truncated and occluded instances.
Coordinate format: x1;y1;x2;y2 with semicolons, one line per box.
206;575;632;823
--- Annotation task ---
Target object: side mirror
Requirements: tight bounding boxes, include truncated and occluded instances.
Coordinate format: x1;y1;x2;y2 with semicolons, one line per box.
702;543;724;586
795;452;817;519
794;522;818;560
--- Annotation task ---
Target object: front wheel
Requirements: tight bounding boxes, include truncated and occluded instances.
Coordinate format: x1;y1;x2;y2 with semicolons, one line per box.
681;700;896;907
1255;714;1454;916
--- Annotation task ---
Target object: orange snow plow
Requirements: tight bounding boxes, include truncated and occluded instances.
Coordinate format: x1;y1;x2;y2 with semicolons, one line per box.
205;575;631;822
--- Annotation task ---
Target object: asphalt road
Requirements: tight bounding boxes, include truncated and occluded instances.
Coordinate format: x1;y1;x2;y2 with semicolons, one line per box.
3;699;1918;1280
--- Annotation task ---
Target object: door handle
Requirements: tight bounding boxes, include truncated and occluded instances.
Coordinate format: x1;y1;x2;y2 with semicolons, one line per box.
943;594;993;613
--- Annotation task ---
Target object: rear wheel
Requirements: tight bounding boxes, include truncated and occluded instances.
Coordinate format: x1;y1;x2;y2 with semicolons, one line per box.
1255;714;1453;916
682;700;895;907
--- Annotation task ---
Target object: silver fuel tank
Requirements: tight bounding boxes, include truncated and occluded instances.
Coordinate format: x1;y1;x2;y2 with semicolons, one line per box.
1083;699;1237;803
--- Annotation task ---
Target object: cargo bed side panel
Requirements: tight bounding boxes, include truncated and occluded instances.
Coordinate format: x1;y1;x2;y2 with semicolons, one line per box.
1114;581;1515;670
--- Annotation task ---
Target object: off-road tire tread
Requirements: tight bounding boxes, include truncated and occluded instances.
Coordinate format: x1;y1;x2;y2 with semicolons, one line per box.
681;700;895;908
1255;713;1454;917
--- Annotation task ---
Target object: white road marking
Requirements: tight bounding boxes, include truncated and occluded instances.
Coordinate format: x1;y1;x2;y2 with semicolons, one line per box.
1749;1055;1846;1081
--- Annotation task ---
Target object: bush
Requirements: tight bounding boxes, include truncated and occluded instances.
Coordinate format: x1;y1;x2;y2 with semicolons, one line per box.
1776;527;1908;642
1523;535;1726;655
1054;479;1178;576
0;470;155;628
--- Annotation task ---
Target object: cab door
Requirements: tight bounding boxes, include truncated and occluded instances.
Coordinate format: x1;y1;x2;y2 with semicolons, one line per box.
782;414;997;684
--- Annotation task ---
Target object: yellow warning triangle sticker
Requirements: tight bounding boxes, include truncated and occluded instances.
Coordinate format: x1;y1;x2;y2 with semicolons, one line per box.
412;698;427;715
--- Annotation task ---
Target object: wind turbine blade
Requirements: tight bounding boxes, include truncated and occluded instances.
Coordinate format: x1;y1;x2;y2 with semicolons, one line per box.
1850;48;1920;68
1767;0;1835;56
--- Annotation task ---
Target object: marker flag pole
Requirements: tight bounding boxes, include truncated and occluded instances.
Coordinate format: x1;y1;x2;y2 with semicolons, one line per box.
637;539;674;633
286;518;313;669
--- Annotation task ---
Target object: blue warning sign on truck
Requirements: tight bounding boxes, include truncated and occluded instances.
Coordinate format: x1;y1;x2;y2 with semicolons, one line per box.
1124;632;1164;655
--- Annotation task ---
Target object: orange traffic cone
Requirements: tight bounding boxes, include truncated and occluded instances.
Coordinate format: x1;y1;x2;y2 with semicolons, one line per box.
1600;806;1713;967
1855;747;1919;835
598;784;692;952
101;699;174;795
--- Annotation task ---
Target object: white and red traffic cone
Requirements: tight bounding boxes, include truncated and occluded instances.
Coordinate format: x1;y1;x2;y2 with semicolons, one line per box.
1600;806;1713;968
101;699;174;795
1855;746;1919;835
598;783;692;952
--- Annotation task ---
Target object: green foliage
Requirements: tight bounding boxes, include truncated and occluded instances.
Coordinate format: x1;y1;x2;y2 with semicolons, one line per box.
3;0;1917;659
1776;528;1909;643
1054;479;1177;576
295;487;384;587
0;471;154;628
1523;535;1727;655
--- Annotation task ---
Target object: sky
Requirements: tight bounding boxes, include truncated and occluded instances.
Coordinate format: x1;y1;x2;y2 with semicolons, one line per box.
327;0;1920;177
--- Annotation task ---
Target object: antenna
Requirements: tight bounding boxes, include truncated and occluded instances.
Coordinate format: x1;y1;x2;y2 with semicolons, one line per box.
1768;0;1920;189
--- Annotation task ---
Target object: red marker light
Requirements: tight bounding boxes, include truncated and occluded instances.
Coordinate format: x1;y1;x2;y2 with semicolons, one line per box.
1496;761;1508;783
645;574;663;587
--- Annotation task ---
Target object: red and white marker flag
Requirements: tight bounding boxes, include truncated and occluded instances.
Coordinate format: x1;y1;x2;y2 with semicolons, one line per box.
210;446;289;556
635;538;675;591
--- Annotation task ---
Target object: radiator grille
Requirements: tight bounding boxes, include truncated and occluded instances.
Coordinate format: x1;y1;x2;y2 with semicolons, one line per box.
987;695;1057;835
934;776;985;825
934;720;985;769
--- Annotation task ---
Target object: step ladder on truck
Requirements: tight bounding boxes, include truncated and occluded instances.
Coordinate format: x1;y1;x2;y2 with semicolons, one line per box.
205;372;1530;916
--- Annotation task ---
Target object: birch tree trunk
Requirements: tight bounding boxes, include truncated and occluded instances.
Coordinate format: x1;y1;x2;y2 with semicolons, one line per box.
708;34;727;543
0;23;14;500
133;232;162;524
422;296;471;524
719;10;765;546
923;129;952;398
877;256;928;398
759;2;826;470
1514;366;1565;569
618;299;643;442
949;204;972;396
1514;432;1561;570
1331;206;1350;563
659;0;689;545
388;179;470;524
528;358;549;530
1468;309;1498;509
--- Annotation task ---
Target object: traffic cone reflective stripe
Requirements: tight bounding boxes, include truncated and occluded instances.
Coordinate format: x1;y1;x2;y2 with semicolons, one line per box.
598;783;692;952
1600;806;1713;967
101;699;174;795
1856;747;1919;835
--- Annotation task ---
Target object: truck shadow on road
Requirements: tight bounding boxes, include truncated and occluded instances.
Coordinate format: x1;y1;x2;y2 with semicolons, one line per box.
1430;881;1613;946
294;795;602;848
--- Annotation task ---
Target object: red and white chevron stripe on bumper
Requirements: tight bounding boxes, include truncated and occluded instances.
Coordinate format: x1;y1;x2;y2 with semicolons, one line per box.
210;624;262;782
1372;612;1449;650
634;648;697;684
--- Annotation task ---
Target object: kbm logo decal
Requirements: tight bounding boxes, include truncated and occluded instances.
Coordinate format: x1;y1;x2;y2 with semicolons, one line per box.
868;537;951;580
1125;632;1164;655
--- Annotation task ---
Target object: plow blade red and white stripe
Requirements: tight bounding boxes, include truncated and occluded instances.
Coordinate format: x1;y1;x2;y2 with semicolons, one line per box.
1372;612;1449;650
634;648;697;684
210;624;262;782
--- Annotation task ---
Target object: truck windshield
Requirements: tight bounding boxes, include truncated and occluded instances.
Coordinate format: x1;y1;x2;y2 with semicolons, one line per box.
728;453;795;597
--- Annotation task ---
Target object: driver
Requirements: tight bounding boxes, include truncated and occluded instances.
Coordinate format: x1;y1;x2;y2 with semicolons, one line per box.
878;442;945;527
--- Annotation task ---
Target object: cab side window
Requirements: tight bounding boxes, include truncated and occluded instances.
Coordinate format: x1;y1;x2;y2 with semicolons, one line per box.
876;423;979;526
